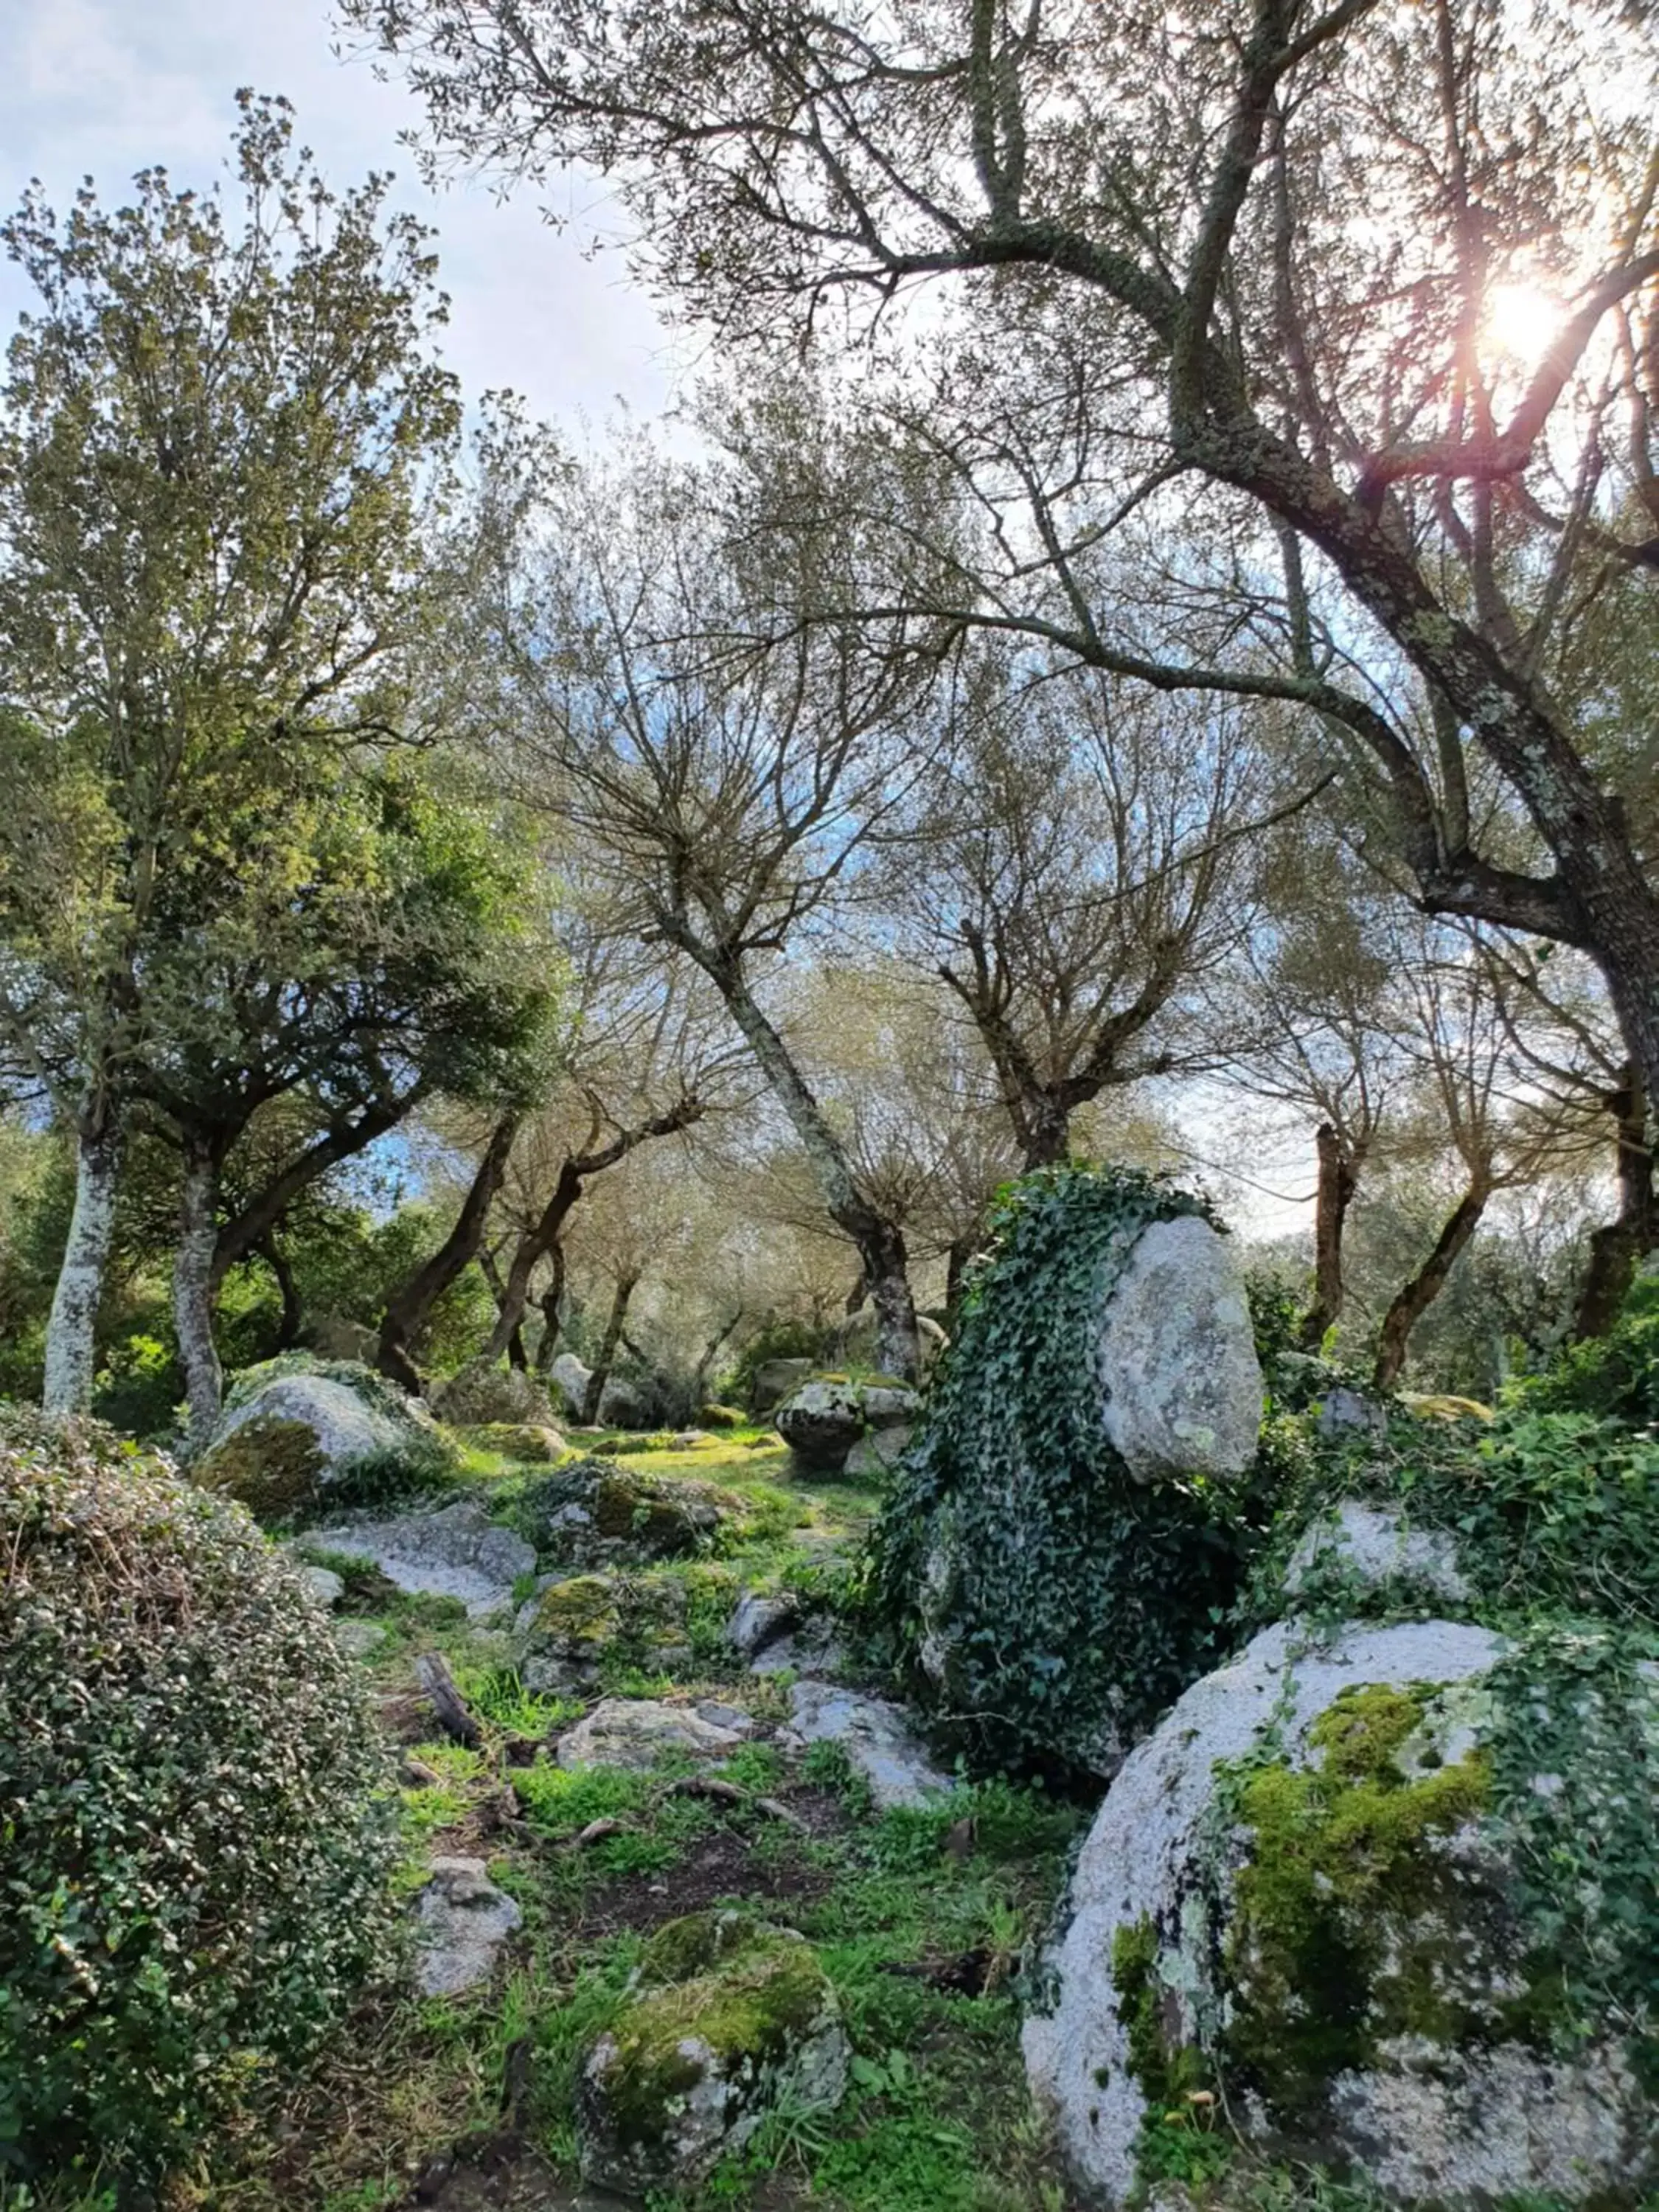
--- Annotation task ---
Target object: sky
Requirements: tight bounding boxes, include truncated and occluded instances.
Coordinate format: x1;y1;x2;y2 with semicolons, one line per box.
0;0;681;432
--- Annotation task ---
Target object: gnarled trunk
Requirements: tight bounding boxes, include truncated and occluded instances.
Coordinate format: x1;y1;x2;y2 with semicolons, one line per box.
1299;1121;1361;1349
377;1113;521;1394
1372;1173;1492;1391
532;1242;568;1374
1573;1062;1656;1342
43;1110;125;1416
174;1137;225;1447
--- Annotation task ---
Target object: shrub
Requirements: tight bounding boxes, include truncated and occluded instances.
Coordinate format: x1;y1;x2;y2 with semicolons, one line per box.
1512;1273;1659;1425
0;1407;400;2187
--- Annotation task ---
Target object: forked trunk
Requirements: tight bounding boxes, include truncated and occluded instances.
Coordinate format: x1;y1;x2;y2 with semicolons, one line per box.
174;1138;226;1448
43;1112;125;1416
377;1113;521;1394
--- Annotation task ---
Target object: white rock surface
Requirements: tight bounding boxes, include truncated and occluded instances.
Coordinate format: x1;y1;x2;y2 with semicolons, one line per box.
788;1679;952;1809
557;1697;745;1770
307;1498;535;1618
209;1373;422;1475
414;1855;523;1997
1284;1499;1470;1604
844;1423;912;1478
296;1562;345;1607
549;1352;595;1418
1021;1617;1649;2208
1096;1215;1263;1482
727;1590;797;1658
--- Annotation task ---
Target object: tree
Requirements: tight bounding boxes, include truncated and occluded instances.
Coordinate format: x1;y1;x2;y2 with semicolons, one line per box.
0;94;462;1410
481;440;940;1379
899;654;1281;1168
350;0;1659;1121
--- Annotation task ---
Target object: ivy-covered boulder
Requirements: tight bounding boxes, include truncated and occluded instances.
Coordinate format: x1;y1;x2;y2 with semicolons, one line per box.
515;1455;740;1565
192;1355;458;1520
775;1376;921;1473
578;1910;847;2194
874;1168;1263;1773
1024;1615;1659;2208
0;1409;397;2187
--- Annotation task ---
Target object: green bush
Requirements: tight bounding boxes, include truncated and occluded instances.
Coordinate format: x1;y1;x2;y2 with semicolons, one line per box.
0;1408;400;2187
1512;1272;1659;1425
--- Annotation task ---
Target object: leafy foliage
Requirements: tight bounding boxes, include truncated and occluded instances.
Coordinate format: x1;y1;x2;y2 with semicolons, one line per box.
0;1407;399;2185
1513;1273;1659;1425
872;1166;1254;1771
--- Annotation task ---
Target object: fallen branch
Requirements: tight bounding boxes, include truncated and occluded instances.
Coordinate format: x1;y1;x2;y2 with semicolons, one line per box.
415;1650;482;1748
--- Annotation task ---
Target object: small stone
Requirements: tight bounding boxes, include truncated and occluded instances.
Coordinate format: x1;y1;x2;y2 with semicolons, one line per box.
695;1700;754;1735
727;1590;797;1658
1284;1500;1470;1606
333;1618;388;1659
1317;1387;1389;1441
557;1697;745;1771
296;1562;345;1607
413;1854;523;1997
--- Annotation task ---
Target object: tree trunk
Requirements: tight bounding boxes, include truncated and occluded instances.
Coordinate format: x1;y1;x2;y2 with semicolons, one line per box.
1299;1122;1360;1350
42;1110;125;1416
689;945;921;1379
582;1273;639;1423
377;1113;521;1394
173;1136;226;1447
945;1232;979;1317
1372;1175;1492;1392
532;1242;567;1374
209;1091;421;1294
1019;1092;1072;1170
692;1310;744;1397
1573;1063;1656;1341
261;1232;304;1352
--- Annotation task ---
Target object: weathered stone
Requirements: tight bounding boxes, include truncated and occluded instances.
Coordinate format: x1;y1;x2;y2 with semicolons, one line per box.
459;1422;568;1463
517;1458;739;1566
557;1697;745;1770
727;1590;797;1658
578;1911;846;2194
296;1562;345;1608
413;1855;523;1997
307;1498;535;1618
549;1352;595;1420
1316;1385;1389;1441
1023;1617;1659;2208
518;1573;690;1694
1284;1499;1470;1605
787;1680;951;1808
194;1363;454;1520
698;1402;745;1430
775;1377;923;1475
433;1362;560;1430
1096;1215;1263;1483
748;1357;815;1415
597;1375;653;1429
695;1700;754;1736
844;1423;912;1478
333;1618;388;1659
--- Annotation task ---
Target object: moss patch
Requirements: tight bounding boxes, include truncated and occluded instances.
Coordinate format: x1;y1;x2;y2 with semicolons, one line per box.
1222;1683;1495;2120
192;1413;327;1518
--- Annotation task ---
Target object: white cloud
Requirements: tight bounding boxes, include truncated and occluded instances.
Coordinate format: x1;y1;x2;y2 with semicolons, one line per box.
0;0;677;428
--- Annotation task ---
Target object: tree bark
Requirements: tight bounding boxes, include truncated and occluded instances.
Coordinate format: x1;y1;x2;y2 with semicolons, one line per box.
532;1242;567;1374
1300;1121;1361;1350
209;1091;422;1295
1572;1063;1656;1341
261;1232;304;1352
582;1272;640;1423
688;945;921;1379
174;1135;226;1447
1020;1093;1072;1170
1372;1175;1492;1391
42;1110;125;1416
377;1113;522;1394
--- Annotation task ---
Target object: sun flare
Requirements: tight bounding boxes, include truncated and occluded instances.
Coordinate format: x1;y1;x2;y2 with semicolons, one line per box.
1483;280;1564;372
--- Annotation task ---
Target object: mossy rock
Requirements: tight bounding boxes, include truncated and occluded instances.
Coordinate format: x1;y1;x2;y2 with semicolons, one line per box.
699;1403;746;1430
577;1910;846;2194
515;1456;742;1565
195;1360;457;1524
1027;1615;1659;2208
517;1570;691;1693
459;1421;568;1464
192;1413;327;1520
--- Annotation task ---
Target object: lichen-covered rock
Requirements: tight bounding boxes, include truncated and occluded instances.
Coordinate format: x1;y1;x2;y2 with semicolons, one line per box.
578;1910;846;2194
845;1422;912;1478
748;1356;815;1415
699;1402;746;1430
194;1359;456;1520
432;1362;560;1430
459;1421;568;1463
727;1589;797;1659
1283;1499;1470;1607
557;1697;745;1771
412;1855;523;1997
1023;1617;1659;2208
775;1377;922;1473
787;1680;951;1809
597;1374;653;1428
549;1352;595;1419
305;1498;535;1618
516;1571;690;1693
1096;1215;1262;1482
515;1456;739;1566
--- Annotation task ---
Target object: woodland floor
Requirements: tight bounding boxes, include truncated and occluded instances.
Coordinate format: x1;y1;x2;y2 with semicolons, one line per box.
201;1427;1092;2212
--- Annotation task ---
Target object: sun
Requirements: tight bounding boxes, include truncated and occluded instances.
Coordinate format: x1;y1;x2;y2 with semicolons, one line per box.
1482;279;1564;372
